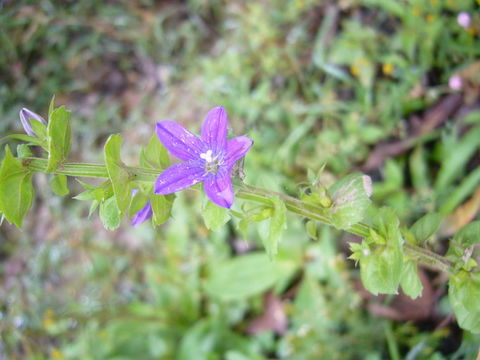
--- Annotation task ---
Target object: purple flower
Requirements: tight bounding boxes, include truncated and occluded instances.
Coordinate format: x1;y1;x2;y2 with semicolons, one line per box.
131;200;153;226
457;12;471;29
154;106;253;208
19;108;47;137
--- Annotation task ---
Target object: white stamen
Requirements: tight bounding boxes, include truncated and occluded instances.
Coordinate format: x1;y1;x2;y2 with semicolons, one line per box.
200;149;213;163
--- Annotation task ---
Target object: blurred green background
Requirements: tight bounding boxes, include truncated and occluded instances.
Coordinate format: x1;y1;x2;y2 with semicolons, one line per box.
1;0;480;358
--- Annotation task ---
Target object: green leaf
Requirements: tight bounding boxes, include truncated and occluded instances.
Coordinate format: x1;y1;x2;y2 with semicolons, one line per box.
150;194;173;226
449;271;480;333
48;95;56;119
49;174;69;196
140;134;170;169
410;213;442;243
16;144;33;158
203;200;231;231
328;173;372;230
452;221;480;247
359;244;403;295
0;146;34;228
30;118;47;141
129;190;149;216
205;253;279;301
293;275;327;327
409;146;430;190
238;206;272;237
435;126;480;192
305;220;317;239
447;221;480;262
0;134;45;148
104;135;132;215
74;180;113;201
46;106;71;172
439;167;480;215
99;196;121;230
264;196;286;259
353;208;404;295
400;261;423;299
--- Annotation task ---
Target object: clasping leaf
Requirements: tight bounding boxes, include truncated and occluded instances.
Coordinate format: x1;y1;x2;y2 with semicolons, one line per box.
0;146;34;228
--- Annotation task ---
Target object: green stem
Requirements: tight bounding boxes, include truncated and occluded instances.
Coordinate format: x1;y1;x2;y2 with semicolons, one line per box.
23;157;451;273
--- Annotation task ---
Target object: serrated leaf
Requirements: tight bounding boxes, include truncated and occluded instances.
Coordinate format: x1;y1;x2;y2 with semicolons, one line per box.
410;213;442;243
357;207;404;295
328;173;372;230
203;200;230;231
447;221;480;260
452;221;480;247
46;106;71;172
104;135;132;215
99;196;121;230
205;253;278;301
49;174;69;196
400;261;423;299
0;146;34;228
264;196;286;259
140;134;170;169
449;271;480;333
150;194;173;226
359;245;403;295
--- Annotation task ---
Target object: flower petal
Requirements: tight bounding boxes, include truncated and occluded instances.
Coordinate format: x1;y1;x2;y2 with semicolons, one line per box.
156;121;204;161
201;106;228;153
225;136;253;169
19;108;46;137
131;201;153;226
204;169;234;208
155;162;207;195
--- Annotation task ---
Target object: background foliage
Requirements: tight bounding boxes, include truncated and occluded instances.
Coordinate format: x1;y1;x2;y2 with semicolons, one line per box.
1;0;480;358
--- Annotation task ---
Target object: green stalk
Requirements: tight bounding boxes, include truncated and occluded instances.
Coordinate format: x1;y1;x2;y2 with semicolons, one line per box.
22;157;451;273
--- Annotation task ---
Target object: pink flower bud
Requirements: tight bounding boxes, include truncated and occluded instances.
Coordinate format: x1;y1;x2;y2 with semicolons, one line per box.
449;75;463;91
457;12;471;29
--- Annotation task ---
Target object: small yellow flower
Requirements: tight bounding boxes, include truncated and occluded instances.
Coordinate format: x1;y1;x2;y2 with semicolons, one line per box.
412;7;421;17
296;0;306;9
51;348;63;360
467;27;476;35
350;65;360;77
382;63;394;75
42;308;55;330
350;58;370;78
426;14;435;23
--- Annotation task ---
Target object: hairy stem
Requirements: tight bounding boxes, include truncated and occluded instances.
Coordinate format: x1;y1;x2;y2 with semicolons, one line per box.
23;157;451;273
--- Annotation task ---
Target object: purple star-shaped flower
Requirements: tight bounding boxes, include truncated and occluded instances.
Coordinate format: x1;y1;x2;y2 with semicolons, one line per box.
154;106;252;208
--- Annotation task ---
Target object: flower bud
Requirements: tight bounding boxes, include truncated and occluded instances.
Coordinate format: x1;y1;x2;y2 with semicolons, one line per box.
19;108;46;137
457;12;471;29
449;75;463;91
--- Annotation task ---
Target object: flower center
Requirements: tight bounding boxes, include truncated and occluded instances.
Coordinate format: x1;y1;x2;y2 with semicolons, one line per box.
200;149;221;174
